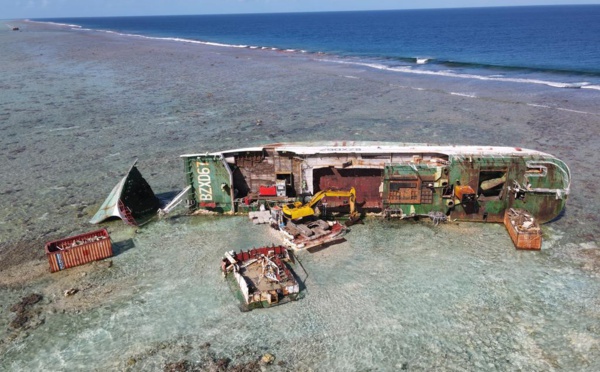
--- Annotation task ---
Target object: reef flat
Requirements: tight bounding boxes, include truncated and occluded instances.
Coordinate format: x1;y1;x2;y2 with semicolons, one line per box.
0;20;599;371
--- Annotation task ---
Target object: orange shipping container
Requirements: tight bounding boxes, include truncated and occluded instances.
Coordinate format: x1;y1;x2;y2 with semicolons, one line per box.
45;229;112;272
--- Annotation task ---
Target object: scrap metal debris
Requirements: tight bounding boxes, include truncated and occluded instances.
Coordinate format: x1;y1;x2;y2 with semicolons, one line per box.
90;160;160;226
428;211;448;226
249;210;271;225
221;246;300;311
63;288;79;297
55;235;107;251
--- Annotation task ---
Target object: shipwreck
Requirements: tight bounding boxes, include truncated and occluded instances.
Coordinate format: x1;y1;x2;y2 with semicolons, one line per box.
180;142;570;248
90;142;570;250
181;142;570;222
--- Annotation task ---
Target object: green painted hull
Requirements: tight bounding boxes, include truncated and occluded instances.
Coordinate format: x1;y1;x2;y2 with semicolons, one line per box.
181;143;570;224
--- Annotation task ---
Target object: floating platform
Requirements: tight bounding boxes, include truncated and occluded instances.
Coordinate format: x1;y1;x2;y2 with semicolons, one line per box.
221;246;300;311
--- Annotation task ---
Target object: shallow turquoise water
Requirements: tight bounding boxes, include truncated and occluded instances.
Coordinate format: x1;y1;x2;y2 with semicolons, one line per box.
3;217;599;370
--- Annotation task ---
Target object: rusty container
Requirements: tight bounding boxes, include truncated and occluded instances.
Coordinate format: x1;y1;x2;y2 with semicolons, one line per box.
45;228;112;272
455;185;476;203
504;209;542;250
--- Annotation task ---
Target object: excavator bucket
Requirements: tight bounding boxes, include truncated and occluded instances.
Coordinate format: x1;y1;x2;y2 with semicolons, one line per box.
344;212;362;227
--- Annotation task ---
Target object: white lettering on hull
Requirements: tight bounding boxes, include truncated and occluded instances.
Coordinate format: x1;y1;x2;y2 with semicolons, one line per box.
195;161;213;201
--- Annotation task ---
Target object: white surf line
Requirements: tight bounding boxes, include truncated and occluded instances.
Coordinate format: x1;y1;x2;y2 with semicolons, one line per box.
49;126;80;132
450;92;477;98
320;58;600;92
33;19;254;50
26;19;82;28
397;86;598;116
37;20;600;116
556;107;597;115
582;85;600;91
526;103;599;115
387;83;599;116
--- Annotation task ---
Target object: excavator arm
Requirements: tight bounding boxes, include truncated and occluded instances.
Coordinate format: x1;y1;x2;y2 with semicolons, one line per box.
282;187;357;220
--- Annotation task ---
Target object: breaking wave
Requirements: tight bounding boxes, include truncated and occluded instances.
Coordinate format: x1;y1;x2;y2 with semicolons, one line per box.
29;19;311;54
27;19;82;29
320;59;600;90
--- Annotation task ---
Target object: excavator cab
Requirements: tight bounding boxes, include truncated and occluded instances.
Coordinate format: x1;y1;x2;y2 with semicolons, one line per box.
289;201;303;208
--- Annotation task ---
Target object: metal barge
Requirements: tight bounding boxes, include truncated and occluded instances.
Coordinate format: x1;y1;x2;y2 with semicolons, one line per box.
221;246;300;311
180;142;570;225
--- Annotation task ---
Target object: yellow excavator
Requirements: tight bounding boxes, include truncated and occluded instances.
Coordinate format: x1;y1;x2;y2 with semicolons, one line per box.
282;187;359;223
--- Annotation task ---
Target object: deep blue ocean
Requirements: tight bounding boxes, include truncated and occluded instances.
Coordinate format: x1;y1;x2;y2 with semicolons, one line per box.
37;5;600;89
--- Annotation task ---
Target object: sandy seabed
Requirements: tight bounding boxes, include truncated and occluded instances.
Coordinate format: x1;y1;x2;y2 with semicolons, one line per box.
0;20;599;371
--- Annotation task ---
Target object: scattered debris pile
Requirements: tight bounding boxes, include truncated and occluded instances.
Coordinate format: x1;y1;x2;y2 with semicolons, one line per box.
281;219;346;250
248;210;271;225
221;246;300;311
269;206;347;250
123;338;279;371
163;353;276;372
55;234;107;250
163;358;239;372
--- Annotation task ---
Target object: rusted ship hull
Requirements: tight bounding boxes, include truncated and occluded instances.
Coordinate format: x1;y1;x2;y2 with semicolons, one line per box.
181;142;570;226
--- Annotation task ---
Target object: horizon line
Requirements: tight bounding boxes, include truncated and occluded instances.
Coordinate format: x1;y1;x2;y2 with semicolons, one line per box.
7;3;598;21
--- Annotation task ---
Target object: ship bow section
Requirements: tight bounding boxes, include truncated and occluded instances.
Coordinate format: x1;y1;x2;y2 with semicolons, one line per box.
182;154;234;213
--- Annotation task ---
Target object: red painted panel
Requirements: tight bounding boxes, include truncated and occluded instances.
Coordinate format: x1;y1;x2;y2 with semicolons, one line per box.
259;186;277;196
314;168;382;210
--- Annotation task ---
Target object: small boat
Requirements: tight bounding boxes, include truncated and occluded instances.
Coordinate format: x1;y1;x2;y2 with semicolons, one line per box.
221;246;300;311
